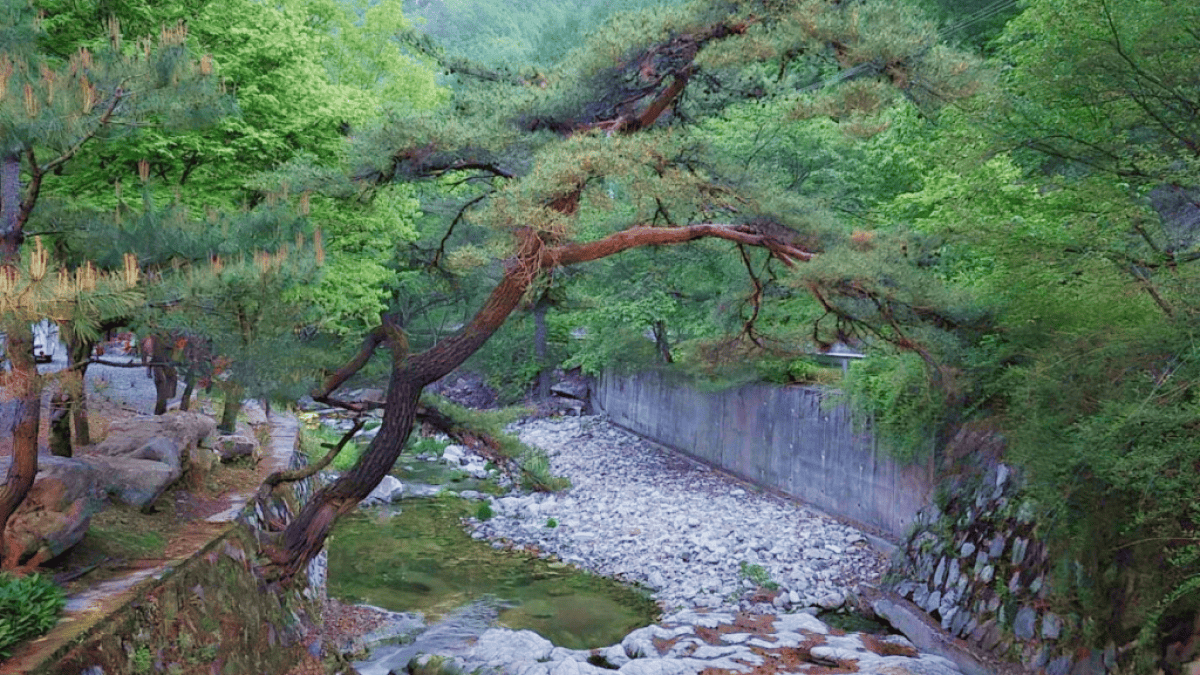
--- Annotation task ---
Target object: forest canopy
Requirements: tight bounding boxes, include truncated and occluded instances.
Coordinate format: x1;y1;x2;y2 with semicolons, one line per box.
0;0;1196;663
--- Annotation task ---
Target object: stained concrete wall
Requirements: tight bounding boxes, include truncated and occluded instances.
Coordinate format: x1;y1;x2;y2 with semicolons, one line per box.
594;370;933;540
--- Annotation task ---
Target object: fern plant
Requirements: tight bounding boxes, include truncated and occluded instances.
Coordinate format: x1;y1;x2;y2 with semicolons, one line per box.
0;573;66;659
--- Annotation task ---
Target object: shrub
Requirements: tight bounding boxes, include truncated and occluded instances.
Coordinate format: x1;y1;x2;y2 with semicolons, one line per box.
419;394;570;492
475;501;494;521
407;435;450;456
738;561;779;590
0;573;66;659
519;450;571;492
300;423;365;472
840;351;943;463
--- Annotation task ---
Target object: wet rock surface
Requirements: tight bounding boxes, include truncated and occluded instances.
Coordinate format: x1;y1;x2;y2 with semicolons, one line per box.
358;605;963;675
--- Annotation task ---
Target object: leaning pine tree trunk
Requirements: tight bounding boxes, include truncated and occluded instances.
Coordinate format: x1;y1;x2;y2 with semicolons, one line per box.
0;150;41;569
269;270;530;578
267;224;814;578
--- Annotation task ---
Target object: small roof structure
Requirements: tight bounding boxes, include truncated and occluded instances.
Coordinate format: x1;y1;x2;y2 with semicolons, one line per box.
821;341;865;360
812;341;865;373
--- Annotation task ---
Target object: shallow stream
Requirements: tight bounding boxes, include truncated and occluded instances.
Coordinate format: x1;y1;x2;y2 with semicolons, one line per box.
326;496;659;650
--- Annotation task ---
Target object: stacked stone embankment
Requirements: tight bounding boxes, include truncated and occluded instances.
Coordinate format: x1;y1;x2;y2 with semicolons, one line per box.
887;427;1107;675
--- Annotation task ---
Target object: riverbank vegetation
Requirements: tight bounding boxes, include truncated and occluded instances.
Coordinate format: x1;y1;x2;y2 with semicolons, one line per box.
0;0;1195;665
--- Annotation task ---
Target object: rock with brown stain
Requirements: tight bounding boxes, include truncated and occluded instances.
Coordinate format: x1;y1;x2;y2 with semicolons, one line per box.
0;455;101;567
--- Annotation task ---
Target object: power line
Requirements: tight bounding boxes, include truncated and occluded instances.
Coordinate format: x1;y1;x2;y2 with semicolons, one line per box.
936;0;1020;39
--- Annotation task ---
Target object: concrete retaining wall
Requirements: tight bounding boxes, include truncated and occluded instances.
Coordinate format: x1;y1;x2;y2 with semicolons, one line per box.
594;370;934;540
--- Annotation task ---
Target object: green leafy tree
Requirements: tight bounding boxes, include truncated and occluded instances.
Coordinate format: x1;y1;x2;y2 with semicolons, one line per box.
27;0;440;437
169;240;321;432
36;0;441;215
853;0;1200;653
406;0;683;70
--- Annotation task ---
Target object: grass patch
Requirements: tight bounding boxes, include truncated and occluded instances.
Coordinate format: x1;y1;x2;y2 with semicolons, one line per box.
738;561;779;590
420;394;570;492
300;422;366;472
86;505;172;559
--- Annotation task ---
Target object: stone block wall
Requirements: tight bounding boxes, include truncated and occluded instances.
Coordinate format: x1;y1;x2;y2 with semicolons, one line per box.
887;429;1110;675
38;524;322;675
594;370;934;540
30;414;324;675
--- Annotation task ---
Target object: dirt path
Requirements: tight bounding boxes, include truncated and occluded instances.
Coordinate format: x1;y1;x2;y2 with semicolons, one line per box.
1;338;300;672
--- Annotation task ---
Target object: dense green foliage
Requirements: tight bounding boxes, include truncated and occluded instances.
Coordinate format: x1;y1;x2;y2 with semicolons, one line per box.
0;572;65;658
2;0;1196;660
833;0;1199;655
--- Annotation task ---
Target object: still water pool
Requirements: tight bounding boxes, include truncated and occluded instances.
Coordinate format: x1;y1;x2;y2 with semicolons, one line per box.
327;497;659;649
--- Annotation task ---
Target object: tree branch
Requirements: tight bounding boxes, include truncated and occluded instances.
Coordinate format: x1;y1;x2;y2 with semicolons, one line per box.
311;324;390;400
737;243;765;347
260;418;365;491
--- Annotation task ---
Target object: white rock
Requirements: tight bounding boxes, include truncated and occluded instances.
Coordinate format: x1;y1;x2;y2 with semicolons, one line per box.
467;629;554;663
811;646;868;664
361;475;404;505
603;644;631;668
442;444;467;464
773;612;829;635
618;659;700;675
549;659;608;675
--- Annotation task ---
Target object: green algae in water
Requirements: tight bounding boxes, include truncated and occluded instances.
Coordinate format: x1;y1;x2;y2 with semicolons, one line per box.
327;498;658;649
817;610;896;635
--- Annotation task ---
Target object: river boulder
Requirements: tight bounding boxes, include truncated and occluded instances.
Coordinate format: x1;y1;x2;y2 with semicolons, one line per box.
81;411;217;508
212;434;257;463
0;455;101;566
89;411;216;474
78;455;178;509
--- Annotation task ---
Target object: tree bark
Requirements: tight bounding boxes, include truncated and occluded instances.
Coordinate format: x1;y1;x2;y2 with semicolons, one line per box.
179;374;195;412
0;150;36;569
219;384;242;434
0;152;23;261
265;222;813;579
533;296;550;400
49;392;72;457
653;320;673;364
65;331;95;447
0;323;42;569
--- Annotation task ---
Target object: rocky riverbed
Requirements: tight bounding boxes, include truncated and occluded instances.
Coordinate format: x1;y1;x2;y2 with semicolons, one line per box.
340;414;970;675
469;416;888;615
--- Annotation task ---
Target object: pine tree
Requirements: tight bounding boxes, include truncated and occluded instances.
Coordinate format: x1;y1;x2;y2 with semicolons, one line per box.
0;6;222;569
262;0;986;577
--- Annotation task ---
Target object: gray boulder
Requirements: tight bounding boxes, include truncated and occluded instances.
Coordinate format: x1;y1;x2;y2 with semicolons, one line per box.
89;411;217;476
78;455;177;508
212;434;257;462
83;411;217;508
361;476;406;506
551;380;588;400
0;455;101;566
